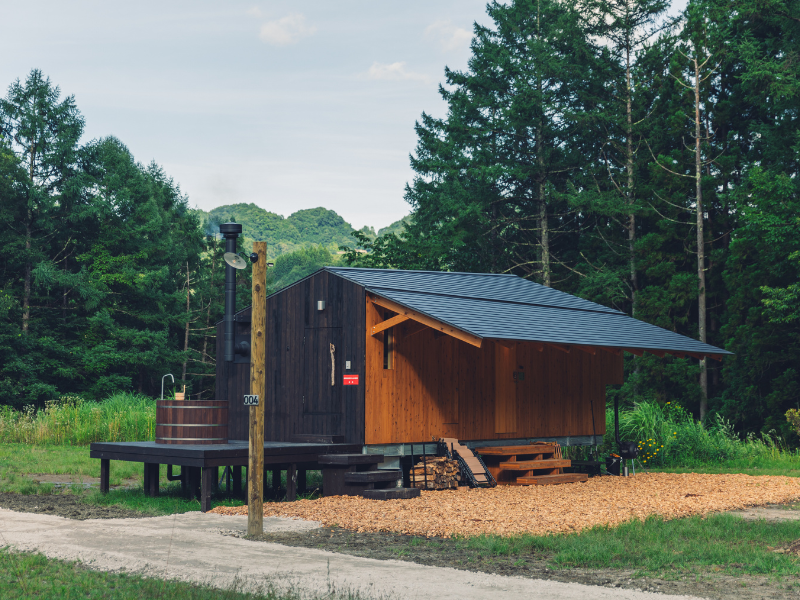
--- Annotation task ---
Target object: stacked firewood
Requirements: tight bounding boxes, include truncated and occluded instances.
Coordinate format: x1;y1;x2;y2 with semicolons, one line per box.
410;456;461;490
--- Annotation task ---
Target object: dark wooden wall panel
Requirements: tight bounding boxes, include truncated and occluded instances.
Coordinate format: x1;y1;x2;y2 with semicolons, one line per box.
215;270;368;444
214;307;252;440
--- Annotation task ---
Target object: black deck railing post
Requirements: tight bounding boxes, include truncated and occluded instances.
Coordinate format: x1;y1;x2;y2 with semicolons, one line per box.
423;443;428;490
410;443;415;488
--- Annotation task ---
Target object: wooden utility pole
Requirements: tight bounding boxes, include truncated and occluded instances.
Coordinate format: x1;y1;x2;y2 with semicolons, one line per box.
248;241;266;536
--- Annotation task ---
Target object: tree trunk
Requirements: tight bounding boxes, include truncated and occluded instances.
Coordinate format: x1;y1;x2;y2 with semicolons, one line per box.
538;181;551;287
181;262;190;383
625;42;638;317
536;0;551;288
694;55;708;419
22;218;31;335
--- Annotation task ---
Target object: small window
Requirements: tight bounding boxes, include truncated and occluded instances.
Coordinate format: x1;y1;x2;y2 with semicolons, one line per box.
383;312;394;370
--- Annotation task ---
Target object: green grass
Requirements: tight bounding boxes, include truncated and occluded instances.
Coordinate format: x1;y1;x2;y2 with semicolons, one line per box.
0;393;155;445
83;484;245;515
459;513;800;579
652;462;800;477
0;549;371;599
0;443;142;493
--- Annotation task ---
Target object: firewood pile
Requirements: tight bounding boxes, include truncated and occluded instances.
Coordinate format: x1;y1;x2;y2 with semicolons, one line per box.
410;456;460;490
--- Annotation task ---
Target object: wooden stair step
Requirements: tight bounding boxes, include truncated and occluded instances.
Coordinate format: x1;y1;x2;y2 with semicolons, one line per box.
362;487;421;500
516;473;589;485
498;459;571;470
319;454;383;466
476;444;557;455
343;470;402;484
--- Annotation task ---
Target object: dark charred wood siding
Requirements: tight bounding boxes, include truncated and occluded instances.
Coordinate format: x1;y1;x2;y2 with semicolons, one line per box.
217;270;366;443
215;306;252;441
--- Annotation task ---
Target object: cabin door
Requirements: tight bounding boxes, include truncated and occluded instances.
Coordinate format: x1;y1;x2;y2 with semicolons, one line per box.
302;327;343;434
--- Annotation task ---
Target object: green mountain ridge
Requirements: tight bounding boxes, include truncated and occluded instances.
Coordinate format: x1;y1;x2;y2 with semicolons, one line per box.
197;203;409;258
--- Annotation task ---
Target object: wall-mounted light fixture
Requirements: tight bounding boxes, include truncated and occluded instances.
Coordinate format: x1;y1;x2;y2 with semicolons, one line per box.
317;300;326;311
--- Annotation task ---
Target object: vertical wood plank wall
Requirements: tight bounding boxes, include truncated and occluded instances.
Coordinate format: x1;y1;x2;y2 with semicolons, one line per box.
216;309;252;440
365;296;623;445
217;271;367;443
494;344;517;434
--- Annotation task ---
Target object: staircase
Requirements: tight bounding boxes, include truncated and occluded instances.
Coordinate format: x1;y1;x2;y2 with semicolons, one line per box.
476;443;589;486
319;454;421;500
439;438;496;488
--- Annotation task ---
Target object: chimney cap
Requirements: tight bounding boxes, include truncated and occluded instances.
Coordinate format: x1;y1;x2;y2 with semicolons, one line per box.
219;222;243;236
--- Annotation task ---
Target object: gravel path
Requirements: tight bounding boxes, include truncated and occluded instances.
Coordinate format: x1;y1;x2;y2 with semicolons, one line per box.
212;472;800;537
0;508;702;600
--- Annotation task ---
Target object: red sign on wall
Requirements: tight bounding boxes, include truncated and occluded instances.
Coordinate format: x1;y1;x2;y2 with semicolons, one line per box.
343;374;359;385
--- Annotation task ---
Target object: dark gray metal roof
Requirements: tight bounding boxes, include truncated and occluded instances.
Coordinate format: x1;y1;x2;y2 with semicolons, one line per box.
326;267;731;357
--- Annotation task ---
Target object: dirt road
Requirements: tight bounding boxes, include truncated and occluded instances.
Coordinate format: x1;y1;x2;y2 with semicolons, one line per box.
0;508;701;600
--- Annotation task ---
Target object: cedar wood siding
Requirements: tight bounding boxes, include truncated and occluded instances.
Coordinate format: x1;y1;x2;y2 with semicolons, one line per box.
364;295;623;445
217;270;367;443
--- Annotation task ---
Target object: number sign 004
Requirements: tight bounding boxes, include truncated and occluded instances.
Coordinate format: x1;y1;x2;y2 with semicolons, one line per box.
243;395;259;406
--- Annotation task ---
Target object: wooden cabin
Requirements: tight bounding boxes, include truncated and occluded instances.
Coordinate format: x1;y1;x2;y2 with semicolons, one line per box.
216;268;728;453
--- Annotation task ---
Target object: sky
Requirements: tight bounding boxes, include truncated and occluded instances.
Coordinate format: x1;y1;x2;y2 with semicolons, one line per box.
2;0;490;230
2;1;687;231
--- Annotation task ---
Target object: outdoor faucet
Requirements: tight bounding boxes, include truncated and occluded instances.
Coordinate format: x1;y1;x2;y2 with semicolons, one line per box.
161;373;175;400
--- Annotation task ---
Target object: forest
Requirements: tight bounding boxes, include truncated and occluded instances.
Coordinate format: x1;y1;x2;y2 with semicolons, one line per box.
1;0;798;443
344;0;800;441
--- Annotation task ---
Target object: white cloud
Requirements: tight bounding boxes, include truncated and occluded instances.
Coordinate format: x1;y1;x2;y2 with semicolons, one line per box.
425;20;472;52
366;62;430;83
258;13;316;46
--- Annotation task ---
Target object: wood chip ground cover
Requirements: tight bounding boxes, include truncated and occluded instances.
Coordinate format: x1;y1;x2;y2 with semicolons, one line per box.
211;473;800;537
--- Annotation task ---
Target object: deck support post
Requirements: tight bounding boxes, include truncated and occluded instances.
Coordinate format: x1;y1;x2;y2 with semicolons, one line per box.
297;469;307;494
272;469;281;492
201;466;214;512
286;463;297;501
144;463;159;497
100;459;110;494
232;465;242;498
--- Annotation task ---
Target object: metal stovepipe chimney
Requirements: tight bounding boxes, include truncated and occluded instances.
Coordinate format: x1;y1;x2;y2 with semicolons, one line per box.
219;222;243;362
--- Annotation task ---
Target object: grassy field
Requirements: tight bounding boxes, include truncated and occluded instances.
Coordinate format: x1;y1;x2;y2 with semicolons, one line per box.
0;549;369;600
459;513;800;579
0;443;141;493
0;393;155;445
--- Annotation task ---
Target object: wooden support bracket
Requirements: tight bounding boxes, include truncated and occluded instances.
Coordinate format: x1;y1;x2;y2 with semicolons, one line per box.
574;345;596;355
600;347;622;356
401;321;428;339
371;313;410;336
548;343;571;354
368;294;482;348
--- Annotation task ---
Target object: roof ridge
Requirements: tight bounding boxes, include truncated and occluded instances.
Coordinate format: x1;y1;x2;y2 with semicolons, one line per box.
367;286;623;316
325;266;517;277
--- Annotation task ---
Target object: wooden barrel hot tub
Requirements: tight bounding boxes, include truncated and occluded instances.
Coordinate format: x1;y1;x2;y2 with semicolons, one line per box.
155;397;228;444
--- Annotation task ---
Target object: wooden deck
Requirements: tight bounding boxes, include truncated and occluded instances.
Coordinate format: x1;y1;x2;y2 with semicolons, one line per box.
89;440;361;511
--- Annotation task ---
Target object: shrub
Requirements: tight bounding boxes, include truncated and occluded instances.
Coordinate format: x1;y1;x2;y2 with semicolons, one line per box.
787;409;800;437
604;401;797;468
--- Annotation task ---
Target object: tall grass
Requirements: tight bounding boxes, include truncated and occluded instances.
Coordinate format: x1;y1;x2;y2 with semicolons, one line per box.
0;393;155;445
605;400;800;468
